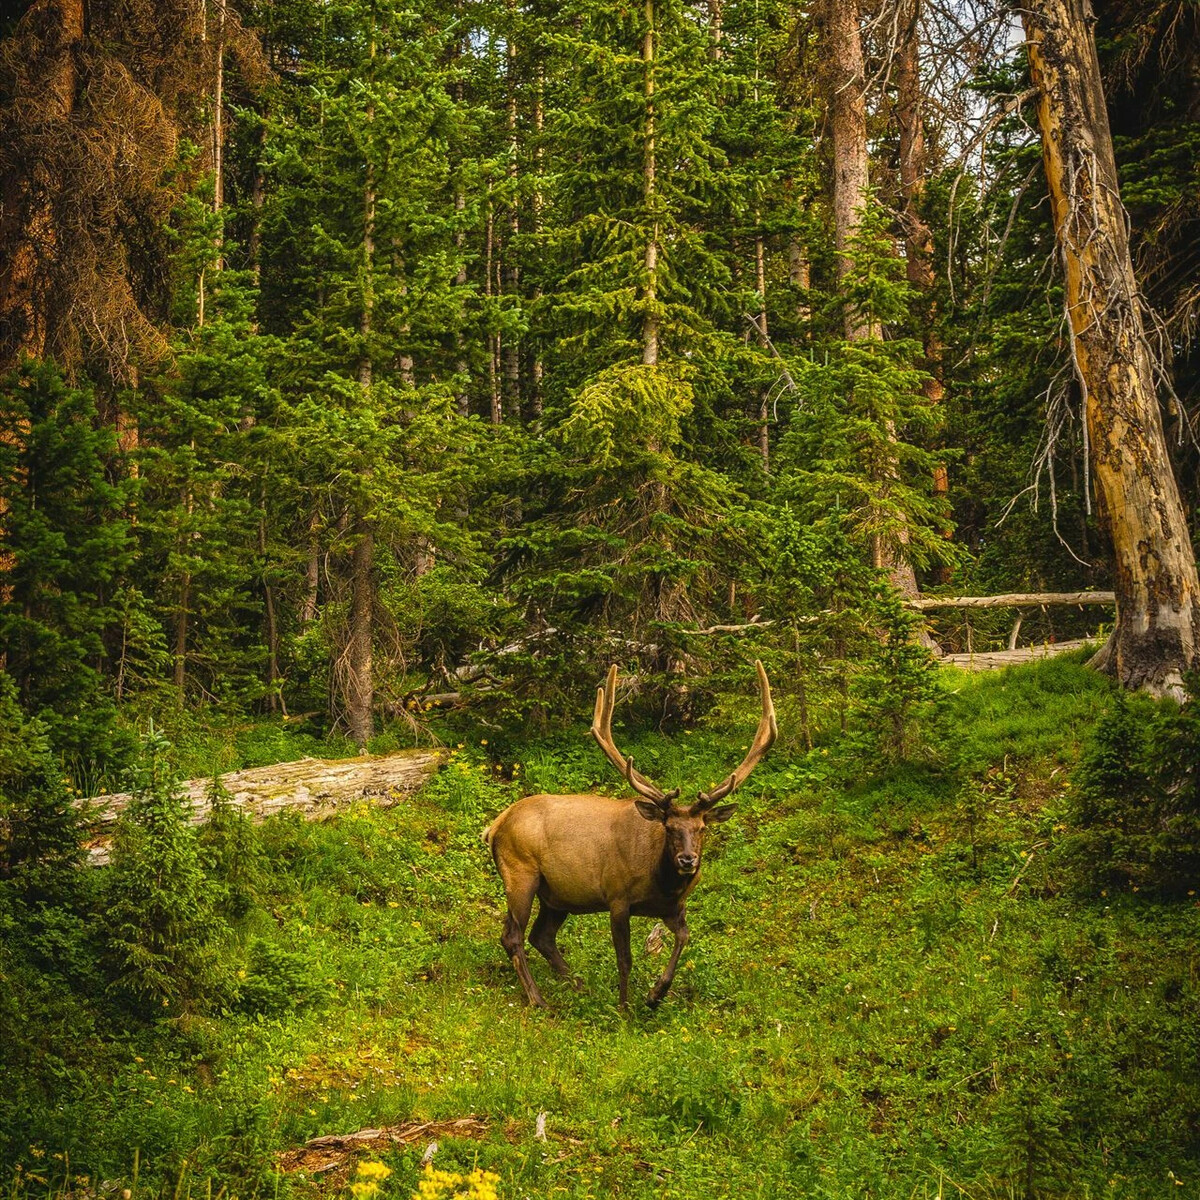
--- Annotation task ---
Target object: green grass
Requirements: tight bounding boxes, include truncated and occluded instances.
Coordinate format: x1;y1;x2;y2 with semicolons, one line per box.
5;657;1199;1200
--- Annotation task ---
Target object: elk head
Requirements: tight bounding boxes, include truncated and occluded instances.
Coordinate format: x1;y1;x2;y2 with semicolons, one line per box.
590;659;778;876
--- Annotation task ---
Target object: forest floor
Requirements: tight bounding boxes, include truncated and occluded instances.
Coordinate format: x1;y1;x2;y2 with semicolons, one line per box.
6;655;1199;1200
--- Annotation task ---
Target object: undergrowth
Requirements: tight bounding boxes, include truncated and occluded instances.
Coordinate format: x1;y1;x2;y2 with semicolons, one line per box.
2;657;1198;1200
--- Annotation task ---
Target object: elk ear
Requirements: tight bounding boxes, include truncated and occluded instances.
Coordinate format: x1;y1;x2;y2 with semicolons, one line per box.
634;799;668;823
703;803;737;824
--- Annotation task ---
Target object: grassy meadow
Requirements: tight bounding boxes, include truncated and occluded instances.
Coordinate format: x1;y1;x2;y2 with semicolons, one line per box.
4;656;1198;1200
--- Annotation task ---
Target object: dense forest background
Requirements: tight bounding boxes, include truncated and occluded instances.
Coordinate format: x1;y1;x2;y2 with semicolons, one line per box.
2;0;1197;777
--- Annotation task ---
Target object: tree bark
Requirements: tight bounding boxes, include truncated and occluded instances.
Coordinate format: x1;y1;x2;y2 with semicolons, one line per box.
754;225;770;472
642;0;659;367
822;0;874;342
821;0;921;601
347;518;374;748
1023;0;1200;698
896;0;950;572
502;0;521;416
82;749;445;865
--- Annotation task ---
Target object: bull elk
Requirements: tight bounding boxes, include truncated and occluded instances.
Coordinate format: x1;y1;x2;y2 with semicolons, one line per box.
483;662;777;1009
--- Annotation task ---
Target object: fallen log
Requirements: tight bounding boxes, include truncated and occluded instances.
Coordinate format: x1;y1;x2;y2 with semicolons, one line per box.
909;591;1114;611
81;748;445;865
942;638;1095;670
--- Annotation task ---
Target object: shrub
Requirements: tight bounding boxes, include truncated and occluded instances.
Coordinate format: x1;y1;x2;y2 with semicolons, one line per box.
103;727;228;1014
1061;682;1200;897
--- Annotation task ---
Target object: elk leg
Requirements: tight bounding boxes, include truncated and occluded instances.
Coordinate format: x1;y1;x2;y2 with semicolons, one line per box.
647;908;689;1008
609;906;633;1011
529;903;578;985
498;870;546;1008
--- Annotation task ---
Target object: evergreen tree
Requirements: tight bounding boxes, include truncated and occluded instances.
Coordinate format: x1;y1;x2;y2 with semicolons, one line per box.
0;361;136;773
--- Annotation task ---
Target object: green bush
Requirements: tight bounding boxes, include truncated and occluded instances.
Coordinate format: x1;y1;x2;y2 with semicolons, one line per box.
103;727;229;1015
1061;683;1200;897
233;937;315;1015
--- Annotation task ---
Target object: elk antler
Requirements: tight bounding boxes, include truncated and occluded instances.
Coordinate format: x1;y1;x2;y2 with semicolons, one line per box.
591;665;678;805
694;660;777;807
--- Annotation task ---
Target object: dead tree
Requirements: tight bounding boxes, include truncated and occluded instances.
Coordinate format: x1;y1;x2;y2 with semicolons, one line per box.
1022;0;1200;697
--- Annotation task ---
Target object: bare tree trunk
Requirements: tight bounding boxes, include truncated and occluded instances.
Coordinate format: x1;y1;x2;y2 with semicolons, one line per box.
822;0;875;342
259;504;280;713
485;193;502;423
345;19;377;747
822;0;921;601
213;0;226;229
502;0;521;417
1023;0;1200;697
529;61;545;424
754;225;770;472
896;0;950;576
347;519;374;748
642;0;659;367
788;235;810;326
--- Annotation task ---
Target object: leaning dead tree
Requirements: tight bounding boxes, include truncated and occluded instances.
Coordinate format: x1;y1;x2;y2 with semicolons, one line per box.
1022;0;1200;699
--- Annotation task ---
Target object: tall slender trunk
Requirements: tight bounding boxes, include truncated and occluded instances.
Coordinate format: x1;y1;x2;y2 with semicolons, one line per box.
788;237;811;326
174;483;193;695
485;193;501;423
454;188;470;417
249;118;267;295
259;505;280;713
896;0;950;572
302;523;320;625
1023;0;1200;697
822;0;921;600
347;520;374;748
823;0;874;342
529;61;545;424
213;0;226;228
502;0;521;416
642;0;659;367
754;224;770;472
346;14;377;747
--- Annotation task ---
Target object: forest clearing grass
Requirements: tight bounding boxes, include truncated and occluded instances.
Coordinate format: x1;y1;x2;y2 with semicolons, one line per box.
5;656;1198;1200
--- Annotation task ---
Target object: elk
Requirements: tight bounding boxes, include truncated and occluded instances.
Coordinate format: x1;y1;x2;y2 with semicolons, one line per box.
483;661;777;1009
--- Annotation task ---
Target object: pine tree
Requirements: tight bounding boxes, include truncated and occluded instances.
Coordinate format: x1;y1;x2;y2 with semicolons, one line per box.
0;361;136;772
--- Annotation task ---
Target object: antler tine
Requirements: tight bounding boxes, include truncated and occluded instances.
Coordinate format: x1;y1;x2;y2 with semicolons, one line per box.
590;664;671;804
695;660;778;807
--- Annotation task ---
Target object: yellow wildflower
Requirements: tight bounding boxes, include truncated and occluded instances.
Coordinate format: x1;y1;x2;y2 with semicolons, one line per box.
356;1161;393;1182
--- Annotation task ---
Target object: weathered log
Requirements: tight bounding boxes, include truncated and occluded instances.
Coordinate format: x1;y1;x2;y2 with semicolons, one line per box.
81;748;445;865
909;591;1114;611
942;638;1095;671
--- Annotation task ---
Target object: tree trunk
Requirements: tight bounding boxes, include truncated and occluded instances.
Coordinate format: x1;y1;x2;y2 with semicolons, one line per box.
347;519;374;748
754;225;770;472
642;0;659;367
502;0;521;416
485;194;502;423
346;20;377;748
259;506;280;713
896;0;950;576
822;0;874;342
822;0;921;601
1023;0;1200;698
